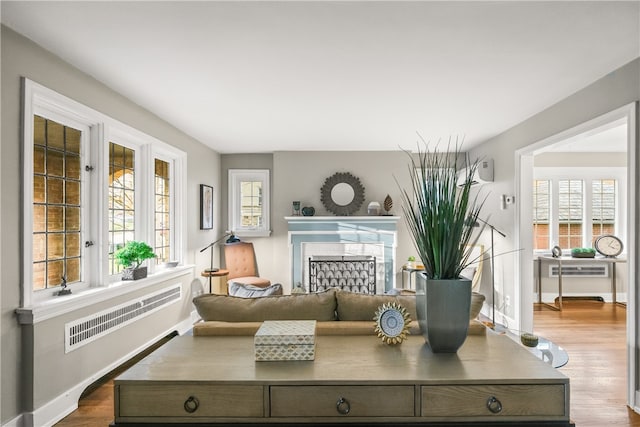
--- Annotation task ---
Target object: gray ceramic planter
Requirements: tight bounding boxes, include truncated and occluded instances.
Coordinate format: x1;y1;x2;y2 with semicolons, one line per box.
122;266;148;280
416;272;472;353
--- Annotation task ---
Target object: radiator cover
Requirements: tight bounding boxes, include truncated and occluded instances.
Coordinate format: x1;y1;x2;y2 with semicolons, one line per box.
548;264;608;278
64;284;182;353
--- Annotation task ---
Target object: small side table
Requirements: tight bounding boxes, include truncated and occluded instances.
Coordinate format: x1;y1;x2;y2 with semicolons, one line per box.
504;331;568;369
201;269;230;294
401;265;424;290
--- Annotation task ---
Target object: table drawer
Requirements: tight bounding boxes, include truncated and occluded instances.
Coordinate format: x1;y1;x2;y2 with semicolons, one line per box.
271;385;415;417
421;384;566;417
117;384;263;418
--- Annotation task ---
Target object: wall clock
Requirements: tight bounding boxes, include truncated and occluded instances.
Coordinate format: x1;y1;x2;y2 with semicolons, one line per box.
373;302;411;345
594;235;623;257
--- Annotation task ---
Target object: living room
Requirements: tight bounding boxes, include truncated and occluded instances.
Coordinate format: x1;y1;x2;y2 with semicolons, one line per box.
1;2;639;426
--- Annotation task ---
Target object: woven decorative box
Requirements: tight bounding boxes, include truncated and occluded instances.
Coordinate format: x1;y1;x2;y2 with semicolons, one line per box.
254;320;316;361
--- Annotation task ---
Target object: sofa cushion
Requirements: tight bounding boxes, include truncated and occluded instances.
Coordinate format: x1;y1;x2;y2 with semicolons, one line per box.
228;282;283;298
335;290;417;321
193;288;337;322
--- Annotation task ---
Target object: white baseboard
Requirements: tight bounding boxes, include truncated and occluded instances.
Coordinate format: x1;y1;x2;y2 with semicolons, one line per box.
3;413;24;427
479;303;517;331
21;318;193;427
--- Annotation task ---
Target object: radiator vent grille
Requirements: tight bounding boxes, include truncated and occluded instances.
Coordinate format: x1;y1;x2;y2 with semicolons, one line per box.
549;264;608;278
65;284;182;353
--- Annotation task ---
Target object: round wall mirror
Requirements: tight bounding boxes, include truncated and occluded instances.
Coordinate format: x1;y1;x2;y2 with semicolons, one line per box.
331;183;355;206
320;172;365;216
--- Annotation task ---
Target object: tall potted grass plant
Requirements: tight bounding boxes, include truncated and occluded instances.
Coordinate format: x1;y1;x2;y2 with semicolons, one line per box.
399;139;484;352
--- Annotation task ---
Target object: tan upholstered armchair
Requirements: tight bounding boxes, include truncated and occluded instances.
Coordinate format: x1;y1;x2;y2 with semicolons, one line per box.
223;242;271;289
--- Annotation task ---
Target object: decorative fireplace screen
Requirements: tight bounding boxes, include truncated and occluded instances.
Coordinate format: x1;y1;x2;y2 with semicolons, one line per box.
308;255;376;294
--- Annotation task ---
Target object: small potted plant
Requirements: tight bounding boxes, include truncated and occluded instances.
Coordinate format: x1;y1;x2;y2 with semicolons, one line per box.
406;256;416;269
114;241;157;280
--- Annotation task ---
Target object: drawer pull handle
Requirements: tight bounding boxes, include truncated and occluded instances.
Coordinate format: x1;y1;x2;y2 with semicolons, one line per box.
184;396;199;413
486;396;503;414
336;397;351;415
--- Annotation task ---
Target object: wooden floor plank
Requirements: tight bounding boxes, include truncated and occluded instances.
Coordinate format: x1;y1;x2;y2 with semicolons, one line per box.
55;302;640;426
534;300;640;427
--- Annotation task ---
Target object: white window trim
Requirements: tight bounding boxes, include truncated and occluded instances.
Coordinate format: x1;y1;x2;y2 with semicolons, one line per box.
22;78;187;312
533;166;626;252
228;169;271;237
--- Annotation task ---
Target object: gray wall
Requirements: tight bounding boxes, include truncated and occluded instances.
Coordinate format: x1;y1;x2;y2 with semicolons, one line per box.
468;57;639;324
1;26;221;423
221;151;417;292
534;152;626;167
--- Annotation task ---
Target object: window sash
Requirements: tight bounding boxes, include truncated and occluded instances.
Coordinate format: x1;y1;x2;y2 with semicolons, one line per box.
532;180;550;250
229;169;270;237
108;141;137;275
154;157;173;264
32;114;87;290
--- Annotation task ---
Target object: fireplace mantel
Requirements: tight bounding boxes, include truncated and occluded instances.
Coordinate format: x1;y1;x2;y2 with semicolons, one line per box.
285;216;400;293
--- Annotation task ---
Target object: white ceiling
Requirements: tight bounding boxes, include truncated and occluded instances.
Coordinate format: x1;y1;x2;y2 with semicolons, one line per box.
2;1;639;154
545;120;628;153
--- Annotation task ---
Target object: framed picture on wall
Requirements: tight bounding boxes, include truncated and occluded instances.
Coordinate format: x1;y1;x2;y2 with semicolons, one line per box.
200;184;213;230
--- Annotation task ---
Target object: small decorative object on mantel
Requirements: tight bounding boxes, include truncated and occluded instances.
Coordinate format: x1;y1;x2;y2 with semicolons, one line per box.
292;201;301;216
373;302;411;345
367;201;381;215
320;172;365;216
114;241;157;280
383;194;393;215
570;247;596;258
301;206;315;216
551;245;562;258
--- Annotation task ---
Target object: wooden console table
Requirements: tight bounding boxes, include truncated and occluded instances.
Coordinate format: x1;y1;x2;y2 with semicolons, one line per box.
537;256;626;310
113;334;572;426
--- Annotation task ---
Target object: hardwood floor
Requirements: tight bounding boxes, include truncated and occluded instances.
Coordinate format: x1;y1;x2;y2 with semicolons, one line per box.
533;300;640;427
55;301;640;426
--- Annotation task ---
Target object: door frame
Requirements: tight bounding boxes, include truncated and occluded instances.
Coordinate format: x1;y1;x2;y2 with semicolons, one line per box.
515;102;638;409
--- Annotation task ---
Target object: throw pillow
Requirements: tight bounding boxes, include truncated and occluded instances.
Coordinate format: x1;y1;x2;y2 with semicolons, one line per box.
193;287;337;322
335;290;417;321
228;282;283;298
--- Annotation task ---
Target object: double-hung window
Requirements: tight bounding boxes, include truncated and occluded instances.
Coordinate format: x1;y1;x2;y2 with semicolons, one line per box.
228;169;271;237
23;79;186;308
532;167;625;252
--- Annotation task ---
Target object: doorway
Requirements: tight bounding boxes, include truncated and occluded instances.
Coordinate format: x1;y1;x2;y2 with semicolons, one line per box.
515;102;637;409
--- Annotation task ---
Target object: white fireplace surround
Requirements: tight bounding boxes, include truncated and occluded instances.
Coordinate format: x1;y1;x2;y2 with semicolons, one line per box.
285;216;400;293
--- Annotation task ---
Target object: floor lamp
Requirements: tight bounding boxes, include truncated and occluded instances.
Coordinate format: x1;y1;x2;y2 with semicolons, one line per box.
475;217;507;329
200;231;238;291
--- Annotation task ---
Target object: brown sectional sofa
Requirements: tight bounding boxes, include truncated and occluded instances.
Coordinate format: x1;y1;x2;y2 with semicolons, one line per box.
192;288;485;337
